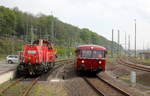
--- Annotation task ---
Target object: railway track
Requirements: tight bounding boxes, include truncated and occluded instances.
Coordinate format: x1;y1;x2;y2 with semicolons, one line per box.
20;62;66;96
55;58;74;64
0;73;41;96
0;58;74;96
117;58;150;72
21;77;40;96
0;77;24;94
83;75;130;96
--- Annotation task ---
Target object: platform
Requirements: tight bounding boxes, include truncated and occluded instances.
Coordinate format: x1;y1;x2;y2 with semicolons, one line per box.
0;60;17;74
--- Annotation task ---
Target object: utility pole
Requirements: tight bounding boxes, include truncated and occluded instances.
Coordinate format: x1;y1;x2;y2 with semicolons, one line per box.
0;15;2;35
128;35;130;56
125;32;127;56
143;41;145;52
12;15;16;54
0;15;4;36
31;25;34;44
147;42;149;52
26;23;28;43
117;30;120;56
39;26;41;39
51;11;54;43
111;29;114;57
134;19;137;57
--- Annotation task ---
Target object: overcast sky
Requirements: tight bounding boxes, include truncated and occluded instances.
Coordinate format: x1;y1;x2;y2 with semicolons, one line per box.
1;0;150;50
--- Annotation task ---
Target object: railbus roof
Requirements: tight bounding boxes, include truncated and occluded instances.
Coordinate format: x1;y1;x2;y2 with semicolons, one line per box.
76;44;106;50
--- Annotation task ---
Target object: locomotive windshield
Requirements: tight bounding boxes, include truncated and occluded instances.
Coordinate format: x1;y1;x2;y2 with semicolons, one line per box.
78;49;106;58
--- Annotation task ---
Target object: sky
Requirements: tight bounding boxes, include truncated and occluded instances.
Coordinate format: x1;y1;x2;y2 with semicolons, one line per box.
0;0;150;50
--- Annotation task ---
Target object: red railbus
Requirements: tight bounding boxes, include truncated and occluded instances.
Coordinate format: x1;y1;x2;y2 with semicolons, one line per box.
75;45;107;73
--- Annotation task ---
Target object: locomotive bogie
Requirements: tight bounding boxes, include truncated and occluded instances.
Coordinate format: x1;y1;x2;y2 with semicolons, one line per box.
17;62;55;76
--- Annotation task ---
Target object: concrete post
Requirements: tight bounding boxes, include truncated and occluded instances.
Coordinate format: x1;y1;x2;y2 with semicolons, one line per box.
130;71;136;87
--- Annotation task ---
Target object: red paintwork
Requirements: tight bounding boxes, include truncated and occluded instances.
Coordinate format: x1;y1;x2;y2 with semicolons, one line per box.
20;40;56;64
75;44;106;72
77;45;106;50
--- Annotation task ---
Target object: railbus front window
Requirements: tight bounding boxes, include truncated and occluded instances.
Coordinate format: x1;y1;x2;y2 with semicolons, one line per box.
92;50;105;58
93;50;99;58
81;50;92;58
79;50;106;58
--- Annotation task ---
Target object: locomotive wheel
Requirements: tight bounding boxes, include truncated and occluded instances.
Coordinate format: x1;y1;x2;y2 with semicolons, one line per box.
16;69;25;77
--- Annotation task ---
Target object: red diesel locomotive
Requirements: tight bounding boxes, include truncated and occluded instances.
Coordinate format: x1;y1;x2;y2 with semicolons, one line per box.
17;39;57;76
75;45;107;73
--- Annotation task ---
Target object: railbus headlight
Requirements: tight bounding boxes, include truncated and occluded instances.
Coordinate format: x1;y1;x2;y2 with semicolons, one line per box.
99;61;102;64
81;60;84;63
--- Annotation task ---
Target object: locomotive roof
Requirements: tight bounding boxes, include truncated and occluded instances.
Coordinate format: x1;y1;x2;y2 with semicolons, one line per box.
77;45;106;50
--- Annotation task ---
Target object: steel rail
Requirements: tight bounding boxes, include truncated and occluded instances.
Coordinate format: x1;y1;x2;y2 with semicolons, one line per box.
83;77;104;96
97;75;130;96
83;76;130;96
21;77;40;96
117;58;150;72
0;77;24;94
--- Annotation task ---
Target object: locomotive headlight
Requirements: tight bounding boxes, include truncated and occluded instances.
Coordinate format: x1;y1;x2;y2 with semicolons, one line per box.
99;61;102;64
81;60;84;63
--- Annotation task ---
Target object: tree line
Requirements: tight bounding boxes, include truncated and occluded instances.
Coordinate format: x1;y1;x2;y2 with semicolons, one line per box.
0;6;121;51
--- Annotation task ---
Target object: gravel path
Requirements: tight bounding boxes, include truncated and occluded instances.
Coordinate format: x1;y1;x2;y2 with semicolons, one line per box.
64;63;98;96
